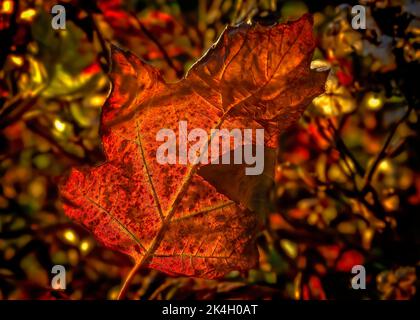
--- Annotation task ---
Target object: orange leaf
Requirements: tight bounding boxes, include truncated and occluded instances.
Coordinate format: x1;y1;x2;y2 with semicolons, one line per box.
59;14;327;280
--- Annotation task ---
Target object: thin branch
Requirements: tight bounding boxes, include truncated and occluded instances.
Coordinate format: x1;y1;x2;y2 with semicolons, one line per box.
312;117;387;221
327;119;365;176
362;104;413;191
131;13;184;78
277;208;368;254
25;119;86;164
89;13;110;71
0;95;38;129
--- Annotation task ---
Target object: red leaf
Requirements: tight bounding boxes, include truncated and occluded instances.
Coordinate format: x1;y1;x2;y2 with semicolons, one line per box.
60;14;327;279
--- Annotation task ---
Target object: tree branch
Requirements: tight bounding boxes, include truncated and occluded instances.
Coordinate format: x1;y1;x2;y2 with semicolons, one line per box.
362;104;413;191
131;13;184;79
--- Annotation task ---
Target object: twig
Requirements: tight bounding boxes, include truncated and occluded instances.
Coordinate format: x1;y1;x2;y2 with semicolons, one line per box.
0;95;38;129
313;117;387;220
148;279;175;300
362;104;413;191
277;208;368;254
327;119;365;176
131;13;184;79
25;119;86;164
89;12;110;71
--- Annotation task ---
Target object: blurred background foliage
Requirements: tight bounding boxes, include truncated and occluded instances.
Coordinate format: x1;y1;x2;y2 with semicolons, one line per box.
0;0;419;300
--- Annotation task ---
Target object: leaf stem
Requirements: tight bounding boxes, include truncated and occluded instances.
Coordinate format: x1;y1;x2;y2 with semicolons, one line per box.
117;261;142;300
116;115;228;300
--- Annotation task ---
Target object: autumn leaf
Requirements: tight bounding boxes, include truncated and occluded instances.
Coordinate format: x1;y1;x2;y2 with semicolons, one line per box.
59;13;327;291
198;147;277;218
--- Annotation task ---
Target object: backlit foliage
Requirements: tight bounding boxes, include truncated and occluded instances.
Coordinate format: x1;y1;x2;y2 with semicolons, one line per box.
0;0;419;300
